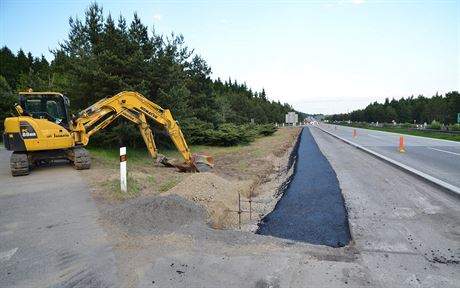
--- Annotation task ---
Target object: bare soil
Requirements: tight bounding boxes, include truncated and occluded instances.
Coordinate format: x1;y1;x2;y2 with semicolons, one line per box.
83;128;301;229
106;194;208;235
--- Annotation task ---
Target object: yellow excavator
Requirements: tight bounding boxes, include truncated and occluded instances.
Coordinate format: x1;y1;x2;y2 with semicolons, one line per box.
3;91;213;176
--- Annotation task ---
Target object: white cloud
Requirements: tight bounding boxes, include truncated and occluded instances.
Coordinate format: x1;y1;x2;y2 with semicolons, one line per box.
153;14;162;21
351;0;365;4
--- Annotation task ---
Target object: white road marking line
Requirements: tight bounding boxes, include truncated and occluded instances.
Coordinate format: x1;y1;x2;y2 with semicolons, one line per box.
368;134;382;139
0;248;18;262
428;147;460;156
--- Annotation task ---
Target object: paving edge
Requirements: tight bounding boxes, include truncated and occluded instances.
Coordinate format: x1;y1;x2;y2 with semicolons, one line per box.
314;125;460;197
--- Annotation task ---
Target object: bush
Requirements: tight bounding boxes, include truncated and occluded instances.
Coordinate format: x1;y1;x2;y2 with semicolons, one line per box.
181;118;214;144
255;124;278;136
89;121;144;148
88;117;276;149
429;121;441;130
205;123;257;146
181;120;277;146
448;123;460;131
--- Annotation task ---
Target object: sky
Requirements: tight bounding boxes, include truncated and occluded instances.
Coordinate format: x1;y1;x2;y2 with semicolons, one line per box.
1;0;459;114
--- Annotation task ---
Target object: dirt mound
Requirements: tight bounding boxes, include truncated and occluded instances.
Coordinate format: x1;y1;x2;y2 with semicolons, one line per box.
166;173;243;229
106;195;207;235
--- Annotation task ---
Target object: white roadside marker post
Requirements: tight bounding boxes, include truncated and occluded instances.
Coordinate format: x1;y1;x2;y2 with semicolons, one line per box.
120;147;127;192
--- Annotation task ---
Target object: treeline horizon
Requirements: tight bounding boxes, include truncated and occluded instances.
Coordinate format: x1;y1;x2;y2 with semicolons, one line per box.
0;3;304;147
325;92;460;125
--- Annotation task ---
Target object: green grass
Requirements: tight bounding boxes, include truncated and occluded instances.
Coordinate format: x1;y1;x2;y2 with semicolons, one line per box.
88;147;153;165
86;129;288;167
336;123;460;142
102;175;141;199
159;176;181;192
87;142;258;165
235;159;247;171
146;175;156;185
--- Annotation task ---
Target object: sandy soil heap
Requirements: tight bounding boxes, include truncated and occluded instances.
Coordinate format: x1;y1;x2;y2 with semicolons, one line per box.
166;172;242;229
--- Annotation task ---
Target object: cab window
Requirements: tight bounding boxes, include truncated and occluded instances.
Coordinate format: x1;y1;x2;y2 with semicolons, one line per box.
22;95;69;127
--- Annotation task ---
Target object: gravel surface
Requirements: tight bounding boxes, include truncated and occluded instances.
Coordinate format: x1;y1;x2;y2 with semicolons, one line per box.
105;195;207;235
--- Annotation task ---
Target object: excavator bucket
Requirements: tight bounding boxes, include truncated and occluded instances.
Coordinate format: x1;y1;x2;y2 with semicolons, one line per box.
158;154;214;172
190;154;214;172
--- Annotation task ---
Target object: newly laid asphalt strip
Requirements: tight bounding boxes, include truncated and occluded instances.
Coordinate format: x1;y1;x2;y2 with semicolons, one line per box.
257;127;351;247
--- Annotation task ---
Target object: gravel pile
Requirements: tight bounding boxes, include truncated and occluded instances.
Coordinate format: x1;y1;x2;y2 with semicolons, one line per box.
168;173;238;203
106;195;207;235
166;173;241;228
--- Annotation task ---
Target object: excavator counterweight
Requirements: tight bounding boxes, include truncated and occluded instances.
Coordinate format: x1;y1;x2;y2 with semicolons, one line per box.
3;91;213;175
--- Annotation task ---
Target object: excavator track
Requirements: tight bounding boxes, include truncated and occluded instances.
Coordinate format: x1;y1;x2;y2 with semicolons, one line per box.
10;152;30;176
70;147;91;170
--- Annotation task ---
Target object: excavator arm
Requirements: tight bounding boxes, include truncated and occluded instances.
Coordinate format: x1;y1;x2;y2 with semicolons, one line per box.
71;91;213;172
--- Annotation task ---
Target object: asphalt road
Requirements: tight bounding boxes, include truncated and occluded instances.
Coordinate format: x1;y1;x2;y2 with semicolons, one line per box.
257;128;351;247
0;148;119;287
318;123;460;188
310;127;460;287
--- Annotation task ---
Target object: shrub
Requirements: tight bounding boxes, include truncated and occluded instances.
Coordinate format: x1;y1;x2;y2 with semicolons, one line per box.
448;123;460;131
429;121;441;130
205;123;257;146
181;118;214;144
255;124;278;136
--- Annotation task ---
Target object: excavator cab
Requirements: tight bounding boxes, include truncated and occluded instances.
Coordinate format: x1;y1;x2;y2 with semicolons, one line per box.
4;92;77;176
18;92;71;129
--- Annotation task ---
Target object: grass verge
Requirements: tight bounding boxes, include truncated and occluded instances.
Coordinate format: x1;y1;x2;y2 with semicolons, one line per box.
159;176;182;193
101;175;141;200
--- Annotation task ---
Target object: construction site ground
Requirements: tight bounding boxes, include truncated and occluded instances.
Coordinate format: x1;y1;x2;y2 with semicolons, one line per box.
1;126;459;287
84;127;301;230
86;126;460;288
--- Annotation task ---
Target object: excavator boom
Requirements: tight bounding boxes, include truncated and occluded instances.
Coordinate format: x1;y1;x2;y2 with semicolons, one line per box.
71;91;213;172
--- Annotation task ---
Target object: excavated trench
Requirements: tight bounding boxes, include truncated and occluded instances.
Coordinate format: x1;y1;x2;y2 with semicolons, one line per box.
257;127;351;247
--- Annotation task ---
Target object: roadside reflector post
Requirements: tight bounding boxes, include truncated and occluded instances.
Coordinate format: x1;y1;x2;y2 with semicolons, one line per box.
353;129;357;138
120;147;127;192
399;136;405;153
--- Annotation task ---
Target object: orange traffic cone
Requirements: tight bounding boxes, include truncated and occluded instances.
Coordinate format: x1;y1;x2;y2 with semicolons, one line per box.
399;136;405;152
353;129;357;138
